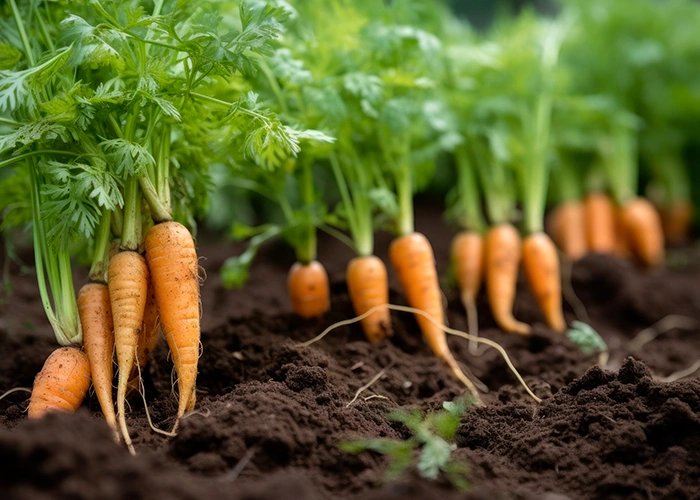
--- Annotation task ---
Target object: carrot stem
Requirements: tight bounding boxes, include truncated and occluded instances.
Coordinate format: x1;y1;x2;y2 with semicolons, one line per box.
454;146;484;233
88;211;113;283
121;177;141;252
297;160;317;264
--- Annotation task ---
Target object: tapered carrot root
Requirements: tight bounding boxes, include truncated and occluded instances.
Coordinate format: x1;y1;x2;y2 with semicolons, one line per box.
145;221;200;430
662;200;693;245
584;192;617;254
451;231;484;354
288;261;330;319
28;347;91;419
619;197;665;267
390;232;480;400
78;283;116;433
484;224;530;335
547;201;587;261
346;255;391;343
127;277;160;393
109;250;149;450
522;232;566;333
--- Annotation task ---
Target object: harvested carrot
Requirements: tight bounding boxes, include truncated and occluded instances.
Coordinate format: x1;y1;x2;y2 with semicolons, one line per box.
548;201;587;261
662;200;693;245
78;283;116;432
390;232;478;397
28;347;91;419
584;192;616;254
346;255;391;343
522;232;566;332
288;260;330;319
619;197;665;267
451;231;484;353
109;250;149;447
144;221;200;428
484;224;530;335
128;277;160;393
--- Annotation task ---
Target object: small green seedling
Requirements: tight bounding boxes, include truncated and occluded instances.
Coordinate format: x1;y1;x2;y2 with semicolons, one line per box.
566;320;608;354
339;396;474;491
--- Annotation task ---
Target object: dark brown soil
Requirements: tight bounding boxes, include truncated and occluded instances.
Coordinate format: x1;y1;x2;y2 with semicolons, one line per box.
1;205;700;500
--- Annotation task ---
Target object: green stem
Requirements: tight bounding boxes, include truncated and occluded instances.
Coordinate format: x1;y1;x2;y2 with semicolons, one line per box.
121;177;141;251
454;146;484;233
258;59;289;114
0;150;79;169
139;176;172;223
523;94;553;235
157;124;171;211
9;0;35;66
329;152;360;255
88;210;113;283
396;163;414;236
0;117;23;127
56;250;81;345
297;160;317;264
111;209;124;238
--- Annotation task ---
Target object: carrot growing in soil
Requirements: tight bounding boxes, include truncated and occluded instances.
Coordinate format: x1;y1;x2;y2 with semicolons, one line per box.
547;165;587;261
449;146;486;352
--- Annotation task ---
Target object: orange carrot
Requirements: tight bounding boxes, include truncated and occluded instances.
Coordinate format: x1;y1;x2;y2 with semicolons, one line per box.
288;260;330;319
484;223;530;335
109;250;149;447
78;283;116;432
390;232;477;396
144;221;200;428
662;200;693;245
451;231;484;353
346;255;391;343
28;347;91;419
127;277;160;393
548;201;587;261
613;207;631;259
619;197;665;267
522;232;566;332
584;192;616;254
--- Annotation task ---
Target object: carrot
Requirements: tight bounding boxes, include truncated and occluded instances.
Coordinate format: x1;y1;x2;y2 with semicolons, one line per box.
346;255;391;343
28;347;91;419
127;277;160;393
144;221;200;429
389;232;479;398
613;207;631;258
451;231;484;353
619;197;665;267
484;223;530;335
548;201;587;261
584;192;617;254
522;232;566;332
78;283;116;433
109;250;149;448
662;200;693;245
288;260;330;319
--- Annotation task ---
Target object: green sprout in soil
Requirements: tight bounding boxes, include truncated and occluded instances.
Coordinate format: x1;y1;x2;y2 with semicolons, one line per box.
339;396;474;491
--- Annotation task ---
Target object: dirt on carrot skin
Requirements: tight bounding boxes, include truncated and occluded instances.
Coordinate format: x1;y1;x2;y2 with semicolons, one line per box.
2;205;700;499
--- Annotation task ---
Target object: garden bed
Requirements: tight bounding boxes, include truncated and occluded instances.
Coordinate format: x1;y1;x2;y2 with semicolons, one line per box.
2;205;700;499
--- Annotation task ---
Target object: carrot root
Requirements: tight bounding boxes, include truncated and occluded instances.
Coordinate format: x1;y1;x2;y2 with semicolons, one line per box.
584;192;617;254
28;347;91;419
346;255;391;343
547;200;587;261
451;231;484;354
522;232;566;333
619;197;665;267
288;260;330;319
484;224;530;335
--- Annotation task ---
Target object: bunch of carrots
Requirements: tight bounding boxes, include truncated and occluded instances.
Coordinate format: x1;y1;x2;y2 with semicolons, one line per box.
0;0;306;450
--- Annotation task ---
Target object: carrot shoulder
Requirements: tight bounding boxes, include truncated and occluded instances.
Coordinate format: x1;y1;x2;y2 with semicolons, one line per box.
522;232;566;332
548;200;587;261
484;223;530;335
451;231;484;307
584;192;616;254
619;197;665;267
145;221;200;428
662;200;693;245
288;260;330;319
28;347;91;419
78;283;116;431
346;255;391;343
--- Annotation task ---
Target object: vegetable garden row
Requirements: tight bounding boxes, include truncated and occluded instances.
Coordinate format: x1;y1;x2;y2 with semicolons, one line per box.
1;0;700;496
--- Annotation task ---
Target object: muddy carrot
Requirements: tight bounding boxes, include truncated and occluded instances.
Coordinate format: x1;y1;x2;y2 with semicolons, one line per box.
484;224;530;335
346;255;391;343
109;250;149;447
619;197;665;267
548;200;587;261
662;200;693;245
288;260;330;319
522;232;566;332
451;231;484;352
78;283;116;432
584;192;617;254
144;221;201;430
28;347;91;419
